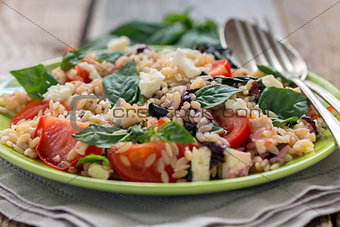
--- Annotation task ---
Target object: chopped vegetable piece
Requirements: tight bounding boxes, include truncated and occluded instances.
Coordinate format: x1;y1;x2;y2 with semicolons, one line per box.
35;116;102;170
10;100;69;126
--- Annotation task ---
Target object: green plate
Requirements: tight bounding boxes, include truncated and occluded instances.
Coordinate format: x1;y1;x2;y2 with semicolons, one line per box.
0;58;338;195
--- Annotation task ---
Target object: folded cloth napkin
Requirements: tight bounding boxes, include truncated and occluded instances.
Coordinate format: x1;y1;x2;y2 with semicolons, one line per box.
1;147;340;227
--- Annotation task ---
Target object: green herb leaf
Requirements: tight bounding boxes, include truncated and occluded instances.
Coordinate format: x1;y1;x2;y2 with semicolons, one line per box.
72;124;128;148
156;121;195;143
10;64;60;100
122;123;155;144
112;20;167;44
194;84;244;109
163;8;193;29
177;29;220;48
102;60;144;105
96;51;124;63
61;49;85;71
258;87;309;119
257;64;293;85
75;154;110;167
271;116;299;127
147;23;186;45
214;76;258;86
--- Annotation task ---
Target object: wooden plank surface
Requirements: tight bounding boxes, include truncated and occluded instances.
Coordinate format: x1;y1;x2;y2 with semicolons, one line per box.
0;0;339;226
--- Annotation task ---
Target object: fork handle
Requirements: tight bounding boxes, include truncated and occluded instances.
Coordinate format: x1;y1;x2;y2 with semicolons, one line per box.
291;76;340;146
304;80;340;114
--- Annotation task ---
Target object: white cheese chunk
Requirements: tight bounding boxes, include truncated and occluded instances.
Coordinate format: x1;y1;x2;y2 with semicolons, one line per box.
172;49;201;78
225;98;247;112
88;163;111;180
262;75;283;88
139;69;165;98
107;36;130;51
191;146;211;182
221;148;252;179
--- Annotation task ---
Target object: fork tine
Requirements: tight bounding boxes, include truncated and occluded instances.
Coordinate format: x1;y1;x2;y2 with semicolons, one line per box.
234;20;258;72
264;17;294;73
243;19;269;66
253;19;284;72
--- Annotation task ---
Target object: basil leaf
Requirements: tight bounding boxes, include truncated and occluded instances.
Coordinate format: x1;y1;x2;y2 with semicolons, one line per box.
76;154;110;167
214;76;258;86
148;102;169;119
102;60;143;105
147;23;186;45
10;64;59;100
194;84;244;109
72;124;128;148
156;121;195;143
112;20;167;44
177;29;220;48
258;87;309;119
163;9;193;28
61;49;85;71
271;116;299;127
122;123;155;143
96;51;124;63
257;64;293;85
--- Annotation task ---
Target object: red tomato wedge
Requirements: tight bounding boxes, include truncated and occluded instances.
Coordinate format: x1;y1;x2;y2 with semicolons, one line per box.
34;116;102;170
63;46;73;54
108;142;185;183
214;110;250;148
10;100;70;126
208;59;232;77
74;65;89;83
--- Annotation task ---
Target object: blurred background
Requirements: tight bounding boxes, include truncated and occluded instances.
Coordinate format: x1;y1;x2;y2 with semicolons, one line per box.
0;0;339;85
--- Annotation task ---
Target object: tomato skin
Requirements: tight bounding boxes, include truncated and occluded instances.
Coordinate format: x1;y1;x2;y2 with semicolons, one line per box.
63;47;73;54
74;65;89;83
35;116;102;170
208;59;232;77
213;110;250;148
10;100;70;126
108;142;185;183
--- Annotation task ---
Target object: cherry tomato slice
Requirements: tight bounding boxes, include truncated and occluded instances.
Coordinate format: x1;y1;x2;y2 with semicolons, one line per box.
10;100;70;126
108;142;185;183
35;116;102;170
74;65;89;83
213;110;250;148
63;46;73;54
208;59;232;77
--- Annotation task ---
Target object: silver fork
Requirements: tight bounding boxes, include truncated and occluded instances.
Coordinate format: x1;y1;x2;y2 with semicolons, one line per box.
220;18;340;146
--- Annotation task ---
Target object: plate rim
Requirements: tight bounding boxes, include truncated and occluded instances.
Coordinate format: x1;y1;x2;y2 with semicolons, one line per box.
0;57;338;195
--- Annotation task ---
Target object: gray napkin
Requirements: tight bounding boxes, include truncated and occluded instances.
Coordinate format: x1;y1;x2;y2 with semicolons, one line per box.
1;147;340;227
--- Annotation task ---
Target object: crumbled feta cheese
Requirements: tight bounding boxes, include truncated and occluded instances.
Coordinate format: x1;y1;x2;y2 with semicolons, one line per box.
88;163;111;180
191;146;211;182
107;36;130;51
221;148;252;178
262;75;283;88
78;62;101;80
139;69;165;98
43;83;74;103
225;98;247;112
172;49;201;78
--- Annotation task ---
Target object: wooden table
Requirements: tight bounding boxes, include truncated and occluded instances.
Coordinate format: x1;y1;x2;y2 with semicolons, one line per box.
0;0;339;226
